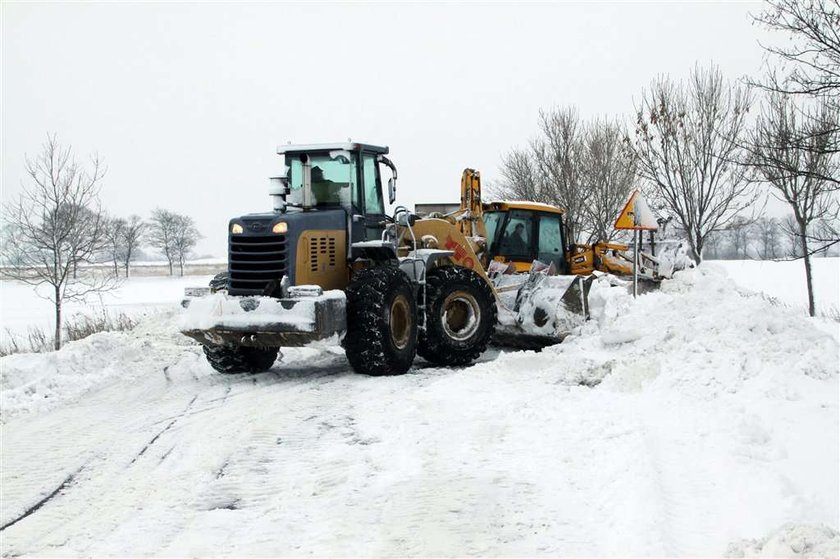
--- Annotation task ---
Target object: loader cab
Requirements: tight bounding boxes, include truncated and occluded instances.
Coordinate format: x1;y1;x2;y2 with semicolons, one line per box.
483;202;570;273
278;142;397;242
227;143;398;297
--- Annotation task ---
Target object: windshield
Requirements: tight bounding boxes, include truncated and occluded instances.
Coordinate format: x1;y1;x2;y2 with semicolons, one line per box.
287;151;357;207
483;211;503;251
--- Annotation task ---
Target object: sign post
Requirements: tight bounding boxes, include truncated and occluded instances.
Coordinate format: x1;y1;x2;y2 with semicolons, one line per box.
614;190;658;298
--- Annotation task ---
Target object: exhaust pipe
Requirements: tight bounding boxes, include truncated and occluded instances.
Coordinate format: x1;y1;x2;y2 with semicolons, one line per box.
301;154;313;210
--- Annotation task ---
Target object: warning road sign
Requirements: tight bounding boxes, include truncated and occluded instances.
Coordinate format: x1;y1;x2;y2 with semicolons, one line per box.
614;190;658;231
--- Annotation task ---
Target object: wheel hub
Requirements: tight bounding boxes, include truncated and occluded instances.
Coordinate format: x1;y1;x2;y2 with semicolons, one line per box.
389;294;411;350
441;291;480;341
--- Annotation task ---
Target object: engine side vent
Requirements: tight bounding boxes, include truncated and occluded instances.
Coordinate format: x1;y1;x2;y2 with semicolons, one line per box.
309;236;337;273
297;230;347;291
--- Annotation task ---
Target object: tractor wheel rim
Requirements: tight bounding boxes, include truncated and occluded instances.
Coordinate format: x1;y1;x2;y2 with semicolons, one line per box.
442;291;480;342
390;294;411;350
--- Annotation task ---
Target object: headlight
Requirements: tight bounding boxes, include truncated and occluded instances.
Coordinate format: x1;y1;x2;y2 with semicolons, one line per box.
231;223;244;234
272;222;288;234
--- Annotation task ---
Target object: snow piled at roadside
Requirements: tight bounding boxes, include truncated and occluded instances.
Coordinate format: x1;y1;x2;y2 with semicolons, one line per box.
574;264;838;389
530;265;839;553
726;522;839;558
0;310;192;422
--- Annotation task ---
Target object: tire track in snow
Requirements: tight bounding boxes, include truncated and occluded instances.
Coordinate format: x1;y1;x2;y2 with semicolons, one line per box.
0;349;221;555
128;394;198;465
0;467;83;532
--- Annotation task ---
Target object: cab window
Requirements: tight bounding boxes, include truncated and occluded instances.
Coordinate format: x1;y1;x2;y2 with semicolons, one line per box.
498;212;535;260
538;214;564;268
483;212;503;252
287;152;357;207
361;154;384;216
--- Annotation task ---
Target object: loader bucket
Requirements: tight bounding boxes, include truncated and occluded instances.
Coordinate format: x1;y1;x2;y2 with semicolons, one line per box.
493;273;595;349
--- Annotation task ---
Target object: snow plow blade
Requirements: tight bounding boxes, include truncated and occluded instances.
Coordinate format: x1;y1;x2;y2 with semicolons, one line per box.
493;273;595;349
179;290;346;348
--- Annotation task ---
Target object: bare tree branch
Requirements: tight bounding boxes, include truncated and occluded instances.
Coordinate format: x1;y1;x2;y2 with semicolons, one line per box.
747;92;840;315
629;63;758;262
1;135;115;349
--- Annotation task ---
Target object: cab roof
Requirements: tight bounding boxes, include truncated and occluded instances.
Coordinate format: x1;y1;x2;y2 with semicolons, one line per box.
276;142;389;155
484;200;565;215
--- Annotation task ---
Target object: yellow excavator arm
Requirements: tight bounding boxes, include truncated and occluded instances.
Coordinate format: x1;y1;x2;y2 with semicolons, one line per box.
458;168;488;242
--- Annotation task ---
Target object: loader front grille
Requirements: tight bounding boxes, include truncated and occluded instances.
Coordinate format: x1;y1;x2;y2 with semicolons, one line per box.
228;234;287;295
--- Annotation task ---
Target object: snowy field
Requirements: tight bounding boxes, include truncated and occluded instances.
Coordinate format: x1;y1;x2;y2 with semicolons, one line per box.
712;257;840;316
0;263;838;556
0;275;215;344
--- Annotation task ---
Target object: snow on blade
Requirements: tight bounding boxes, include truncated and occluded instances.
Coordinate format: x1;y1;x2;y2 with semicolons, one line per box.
179;290;345;332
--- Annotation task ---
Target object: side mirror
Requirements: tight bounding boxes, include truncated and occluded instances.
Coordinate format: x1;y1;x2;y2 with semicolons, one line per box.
388;177;396;205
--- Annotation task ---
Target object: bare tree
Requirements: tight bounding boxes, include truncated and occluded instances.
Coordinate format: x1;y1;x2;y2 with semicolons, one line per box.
172;214;202;277
631;64;757;262
753;0;840;105
754;216;782;258
147;208;179;276
494;108;634;245
121;215;145;278
1;136;112;349
725;217;754;259
752;0;840;184
781;214;804;257
580;118;636;242
811;217;840;255
103;216;127;277
494;148;548;204
747;93;839;315
531;108;591;243
702;230;725;260
148;209;201;276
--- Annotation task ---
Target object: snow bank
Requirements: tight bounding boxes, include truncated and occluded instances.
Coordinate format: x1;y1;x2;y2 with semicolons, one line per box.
726;523;839;558
503;264;839;553
0;311;194;422
574;265;839;389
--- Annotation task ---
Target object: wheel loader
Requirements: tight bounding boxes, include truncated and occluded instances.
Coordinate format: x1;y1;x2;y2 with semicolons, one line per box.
180;142;595;375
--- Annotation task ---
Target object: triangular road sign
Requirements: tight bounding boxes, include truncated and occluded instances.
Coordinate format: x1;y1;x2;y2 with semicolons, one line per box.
614;190;658;231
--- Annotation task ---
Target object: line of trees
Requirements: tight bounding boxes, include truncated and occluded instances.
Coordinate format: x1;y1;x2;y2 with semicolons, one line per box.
99;208;202;278
704;216;839;260
81;206;202;279
1;136;203;349
494;0;839;316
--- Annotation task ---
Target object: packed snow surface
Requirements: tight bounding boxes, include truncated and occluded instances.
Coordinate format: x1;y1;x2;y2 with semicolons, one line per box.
0;264;837;556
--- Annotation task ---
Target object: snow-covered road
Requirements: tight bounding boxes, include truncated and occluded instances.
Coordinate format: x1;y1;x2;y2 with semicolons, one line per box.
1;266;838;557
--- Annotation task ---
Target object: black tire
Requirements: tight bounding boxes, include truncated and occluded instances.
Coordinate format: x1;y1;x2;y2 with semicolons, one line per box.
418;266;496;366
209;272;228;292
203;344;278;374
345;266;418;376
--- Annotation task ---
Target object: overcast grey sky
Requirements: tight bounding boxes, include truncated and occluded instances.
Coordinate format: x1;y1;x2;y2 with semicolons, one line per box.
2;1;769;256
